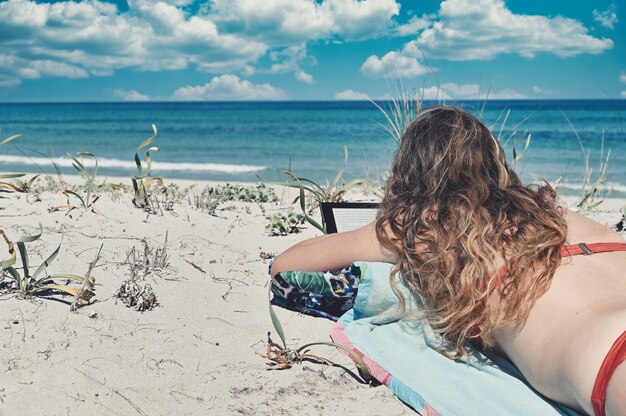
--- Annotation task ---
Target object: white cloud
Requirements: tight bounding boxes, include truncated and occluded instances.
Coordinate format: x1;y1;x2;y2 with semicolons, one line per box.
360;0;611;80
210;0;400;42
620;71;626;83
621;91;626;98
295;71;314;84
593;4;619;29
532;86;543;93
264;44;316;78
208;0;400;79
0;74;21;87
171;74;286;100
0;0;268;87
30;60;89;79
488;88;527;99
0;0;404;87
419;83;525;100
419;86;451;100
395;14;433;36
439;82;480;99
396;0;613;61
361;50;431;78
113;89;151;101
334;89;368;100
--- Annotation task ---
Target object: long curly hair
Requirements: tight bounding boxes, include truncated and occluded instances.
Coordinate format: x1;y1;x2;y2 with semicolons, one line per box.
376;105;567;357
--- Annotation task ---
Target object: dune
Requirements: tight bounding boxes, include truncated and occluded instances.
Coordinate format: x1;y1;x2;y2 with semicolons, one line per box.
0;175;623;415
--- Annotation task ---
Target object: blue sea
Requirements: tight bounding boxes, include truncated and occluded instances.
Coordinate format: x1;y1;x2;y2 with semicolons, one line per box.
0;100;624;197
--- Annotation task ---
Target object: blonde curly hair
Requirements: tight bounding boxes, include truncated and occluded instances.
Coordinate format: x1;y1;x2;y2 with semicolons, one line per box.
375;105;567;357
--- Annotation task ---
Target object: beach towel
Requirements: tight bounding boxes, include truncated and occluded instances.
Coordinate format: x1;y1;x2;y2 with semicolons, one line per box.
271;262;582;416
330;262;582;416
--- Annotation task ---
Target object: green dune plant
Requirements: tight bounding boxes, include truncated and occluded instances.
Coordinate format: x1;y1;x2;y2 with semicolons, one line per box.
0;133;31;196
562;112;613;210
131;124;164;210
280;146;373;233
369;86;424;192
489;108;535;167
204;183;278;203
0;175;41;193
265;212;306;236
258;284;372;383
369;87;422;144
0;224;95;304
576;137;612;210
62;152;100;210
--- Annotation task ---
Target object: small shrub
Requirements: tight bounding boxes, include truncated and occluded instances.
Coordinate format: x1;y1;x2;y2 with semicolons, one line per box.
0;133;28;201
131;124;165;212
0;224;95;305
123;233;169;279
282;146;370;206
204;183;278;203
280;146;372;233
266;212;306;236
0;175;40;193
63;152;100;210
192;191;221;216
115;279;158;311
115;235;166;311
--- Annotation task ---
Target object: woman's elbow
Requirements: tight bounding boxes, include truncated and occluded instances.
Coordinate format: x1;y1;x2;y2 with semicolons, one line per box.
269;254;286;277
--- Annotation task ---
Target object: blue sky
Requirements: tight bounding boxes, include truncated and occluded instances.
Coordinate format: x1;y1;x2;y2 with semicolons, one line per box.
0;0;624;101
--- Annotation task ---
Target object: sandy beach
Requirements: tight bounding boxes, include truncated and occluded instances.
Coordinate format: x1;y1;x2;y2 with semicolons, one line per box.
0;175;624;416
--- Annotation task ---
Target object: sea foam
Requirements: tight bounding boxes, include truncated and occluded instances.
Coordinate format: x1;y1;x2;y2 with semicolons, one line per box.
0;155;266;174
555;182;626;194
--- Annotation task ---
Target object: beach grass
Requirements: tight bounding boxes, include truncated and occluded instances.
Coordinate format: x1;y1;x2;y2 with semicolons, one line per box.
0;133;29;196
0;224;95;304
63;151;100;210
131;124;165;213
559;112;614;210
279;145;373;233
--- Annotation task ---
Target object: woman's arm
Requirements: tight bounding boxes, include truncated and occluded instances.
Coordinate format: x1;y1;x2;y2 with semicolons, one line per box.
270;222;396;277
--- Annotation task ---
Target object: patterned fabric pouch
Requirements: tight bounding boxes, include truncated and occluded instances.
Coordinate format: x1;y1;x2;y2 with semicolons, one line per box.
270;263;365;321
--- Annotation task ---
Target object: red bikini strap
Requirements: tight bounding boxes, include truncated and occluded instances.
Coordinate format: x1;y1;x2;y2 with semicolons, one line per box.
560;242;626;257
491;242;626;290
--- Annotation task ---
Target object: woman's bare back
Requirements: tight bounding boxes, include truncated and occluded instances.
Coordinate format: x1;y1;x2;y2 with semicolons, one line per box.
495;209;626;415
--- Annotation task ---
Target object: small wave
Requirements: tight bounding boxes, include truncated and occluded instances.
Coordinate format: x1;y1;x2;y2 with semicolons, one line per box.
0;155;266;174
551;182;626;194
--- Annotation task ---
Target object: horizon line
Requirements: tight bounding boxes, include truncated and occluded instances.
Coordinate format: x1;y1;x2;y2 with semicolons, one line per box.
0;98;625;105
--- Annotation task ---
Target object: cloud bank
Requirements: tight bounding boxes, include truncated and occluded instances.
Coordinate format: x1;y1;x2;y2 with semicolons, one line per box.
362;0;613;78
0;0;401;88
420;83;526;100
171;74;286;100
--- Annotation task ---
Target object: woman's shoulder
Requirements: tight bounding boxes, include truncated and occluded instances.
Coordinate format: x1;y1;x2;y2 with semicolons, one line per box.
563;208;624;244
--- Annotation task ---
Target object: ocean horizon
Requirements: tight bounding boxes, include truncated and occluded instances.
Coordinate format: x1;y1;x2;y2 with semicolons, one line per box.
1;99;625;197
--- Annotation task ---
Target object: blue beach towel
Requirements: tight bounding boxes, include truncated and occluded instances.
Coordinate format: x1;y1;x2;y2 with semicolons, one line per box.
328;262;582;416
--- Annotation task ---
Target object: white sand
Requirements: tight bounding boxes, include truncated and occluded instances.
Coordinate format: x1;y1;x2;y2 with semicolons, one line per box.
0;175;623;415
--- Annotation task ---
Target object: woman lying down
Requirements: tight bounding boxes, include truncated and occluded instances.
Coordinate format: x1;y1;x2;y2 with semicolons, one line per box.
271;106;626;416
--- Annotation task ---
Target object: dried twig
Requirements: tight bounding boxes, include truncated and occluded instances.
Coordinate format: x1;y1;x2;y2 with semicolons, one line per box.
75;368;149;416
71;244;102;311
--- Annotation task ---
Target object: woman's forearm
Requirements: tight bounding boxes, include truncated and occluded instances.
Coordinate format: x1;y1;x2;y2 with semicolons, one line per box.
270;222;395;276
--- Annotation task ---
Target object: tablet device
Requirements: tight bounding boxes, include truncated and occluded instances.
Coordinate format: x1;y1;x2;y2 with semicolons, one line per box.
320;202;380;233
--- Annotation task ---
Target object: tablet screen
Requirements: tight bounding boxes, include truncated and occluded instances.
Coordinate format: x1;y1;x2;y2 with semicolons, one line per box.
320;202;380;233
